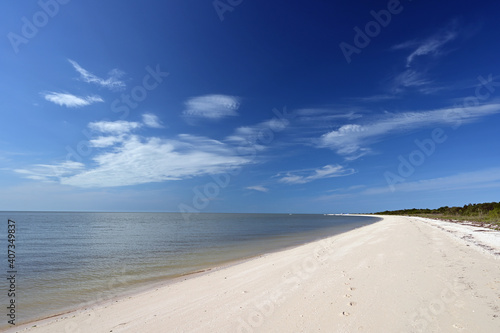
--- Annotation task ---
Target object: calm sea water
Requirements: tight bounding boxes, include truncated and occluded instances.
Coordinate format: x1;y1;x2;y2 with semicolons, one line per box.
0;212;379;327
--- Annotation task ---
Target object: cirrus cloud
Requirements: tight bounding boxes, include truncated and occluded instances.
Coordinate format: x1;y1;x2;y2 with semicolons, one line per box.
89;120;142;134
60;135;250;188
246;185;269;192
142;113;164;128
68;59;126;91
319;103;500;160
183;94;240;120
15;116;251;188
277;164;355;185
43;92;104;108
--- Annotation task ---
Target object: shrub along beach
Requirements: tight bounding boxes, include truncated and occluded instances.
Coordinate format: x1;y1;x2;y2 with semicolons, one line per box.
376;201;500;229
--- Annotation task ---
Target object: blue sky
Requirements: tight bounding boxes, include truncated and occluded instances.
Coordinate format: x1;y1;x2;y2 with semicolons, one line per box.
1;0;500;213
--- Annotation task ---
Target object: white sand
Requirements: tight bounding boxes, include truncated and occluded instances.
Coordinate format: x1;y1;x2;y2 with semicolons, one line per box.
9;216;500;333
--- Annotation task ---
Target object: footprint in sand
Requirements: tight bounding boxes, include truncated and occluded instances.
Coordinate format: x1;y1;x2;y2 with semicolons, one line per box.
343;273;357;313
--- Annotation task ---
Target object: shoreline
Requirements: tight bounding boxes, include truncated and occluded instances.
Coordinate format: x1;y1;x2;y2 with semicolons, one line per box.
5;219;375;331
7;215;500;332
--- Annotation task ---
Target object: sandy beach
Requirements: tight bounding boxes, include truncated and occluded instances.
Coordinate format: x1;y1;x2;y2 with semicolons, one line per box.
9;215;500;333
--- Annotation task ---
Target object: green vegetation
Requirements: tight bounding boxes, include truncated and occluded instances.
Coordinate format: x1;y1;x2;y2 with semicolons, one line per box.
375;202;500;229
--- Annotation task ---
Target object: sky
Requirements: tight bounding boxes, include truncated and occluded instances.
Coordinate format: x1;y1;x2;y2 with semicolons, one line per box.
1;0;500;213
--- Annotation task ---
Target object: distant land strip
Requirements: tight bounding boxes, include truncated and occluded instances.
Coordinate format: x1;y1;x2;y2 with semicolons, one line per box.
374;201;500;230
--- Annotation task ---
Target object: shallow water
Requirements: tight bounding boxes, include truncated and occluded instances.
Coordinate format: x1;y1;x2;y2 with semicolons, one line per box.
0;212;379;327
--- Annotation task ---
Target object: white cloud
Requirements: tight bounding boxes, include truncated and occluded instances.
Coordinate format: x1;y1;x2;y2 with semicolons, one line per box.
89;136;124;148
68;59;126;90
87;116;164;148
58;135;249;188
319;124;370;158
319;103;500;159
183;94;240;119
43;92;104;108
294;108;363;127
14;161;85;182
393;23;458;67
246;185;269;192
142;113;164;128
277;165;355;185
225;117;289;152
390;22;460;94
89;120;142;134
87;114;166;147
17;128;250;188
393;70;432;89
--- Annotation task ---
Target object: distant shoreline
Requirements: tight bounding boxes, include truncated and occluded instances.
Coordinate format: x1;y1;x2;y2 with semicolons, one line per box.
374;201;500;230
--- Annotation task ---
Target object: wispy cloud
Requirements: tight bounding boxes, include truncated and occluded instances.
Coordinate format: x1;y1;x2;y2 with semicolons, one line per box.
277;164;355;185
246;185;269;192
316;168;500;202
294;108;363;126
389;22;460;94
88;116;165;148
362;168;500;195
14;161;85;182
59;135;249;188
183;94;240;120
393;21;459;67
89;120;142;134
16;118;250;188
319;103;500;159
142;114;164;128
68;59;126;91
89;135;124;148
392;69;432;90
226;117;289;152
349;95;398;103
43;92;104;108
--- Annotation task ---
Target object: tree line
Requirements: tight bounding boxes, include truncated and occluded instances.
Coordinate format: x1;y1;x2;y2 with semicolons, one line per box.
376;201;500;221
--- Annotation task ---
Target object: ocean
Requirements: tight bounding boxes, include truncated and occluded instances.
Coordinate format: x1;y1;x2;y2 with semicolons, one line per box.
0;212;378;328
